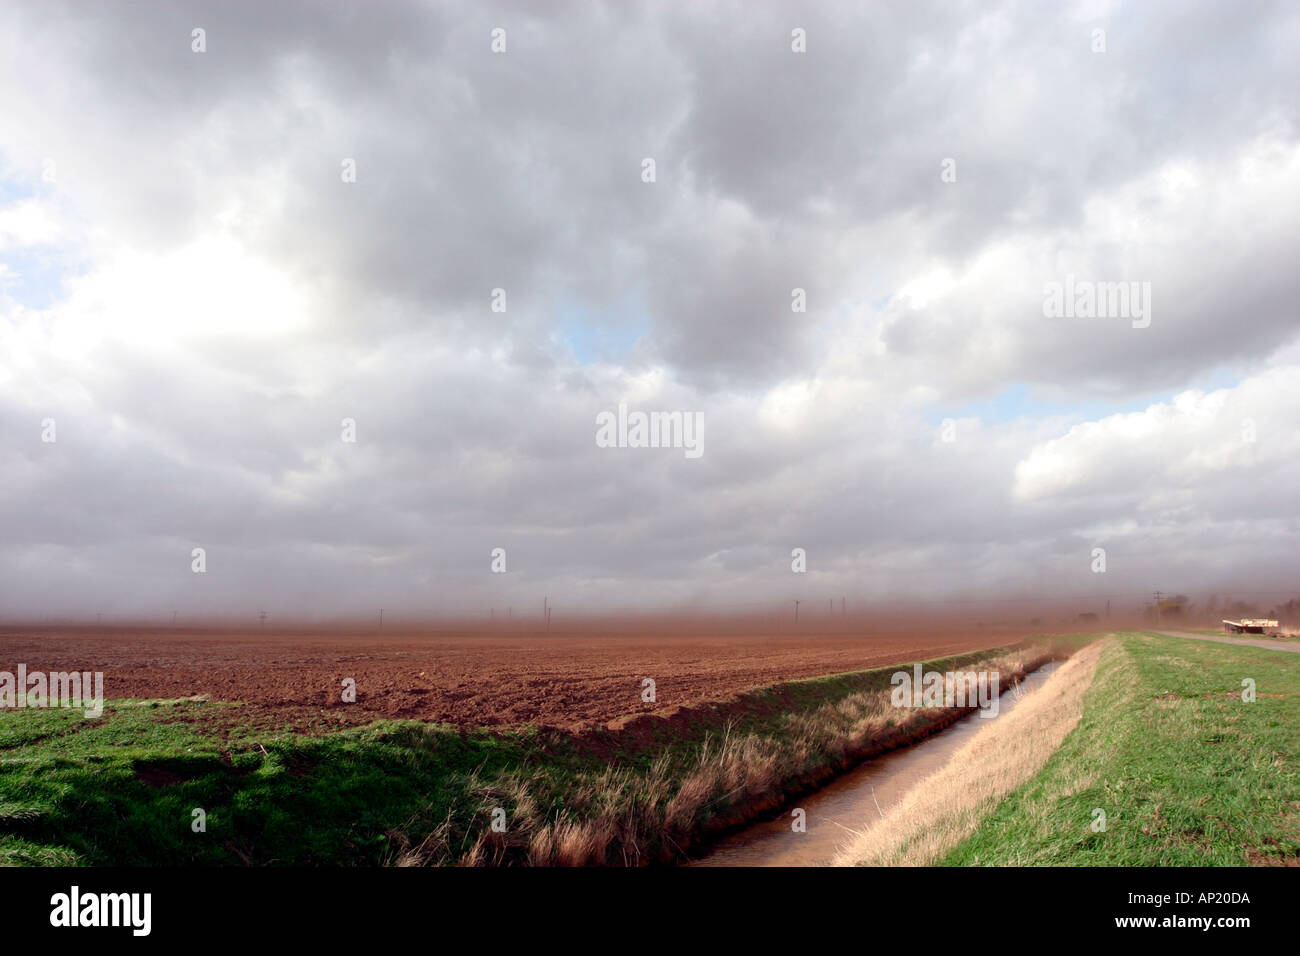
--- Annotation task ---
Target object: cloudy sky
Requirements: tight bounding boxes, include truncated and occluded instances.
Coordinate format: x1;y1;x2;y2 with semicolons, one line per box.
2;0;1297;622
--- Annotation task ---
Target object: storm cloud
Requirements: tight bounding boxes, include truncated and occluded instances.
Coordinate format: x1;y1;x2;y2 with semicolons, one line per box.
1;0;1297;621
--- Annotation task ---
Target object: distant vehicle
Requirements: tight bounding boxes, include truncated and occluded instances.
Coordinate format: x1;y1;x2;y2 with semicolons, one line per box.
1222;619;1280;635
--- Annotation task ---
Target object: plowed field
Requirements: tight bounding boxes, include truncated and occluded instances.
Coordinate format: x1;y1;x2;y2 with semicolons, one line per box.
1;626;1020;734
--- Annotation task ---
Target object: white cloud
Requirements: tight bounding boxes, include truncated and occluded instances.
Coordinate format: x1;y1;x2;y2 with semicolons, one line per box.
0;197;65;248
1014;369;1296;504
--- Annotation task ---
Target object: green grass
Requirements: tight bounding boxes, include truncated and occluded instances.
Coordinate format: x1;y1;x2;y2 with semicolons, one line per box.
0;698;575;866
0;639;1072;866
941;631;1300;866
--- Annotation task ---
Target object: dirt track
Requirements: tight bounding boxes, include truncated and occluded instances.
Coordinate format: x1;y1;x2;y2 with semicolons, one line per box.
0;626;1021;733
1154;630;1300;654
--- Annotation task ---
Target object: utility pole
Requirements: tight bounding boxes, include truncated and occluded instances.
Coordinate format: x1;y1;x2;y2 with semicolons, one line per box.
794;600;800;624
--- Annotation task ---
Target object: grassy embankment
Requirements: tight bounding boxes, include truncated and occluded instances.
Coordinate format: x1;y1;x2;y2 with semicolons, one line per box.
0;637;1076;866
843;631;1299;866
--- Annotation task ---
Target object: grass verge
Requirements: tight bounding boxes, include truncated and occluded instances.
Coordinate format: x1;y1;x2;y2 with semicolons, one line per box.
882;631;1299;866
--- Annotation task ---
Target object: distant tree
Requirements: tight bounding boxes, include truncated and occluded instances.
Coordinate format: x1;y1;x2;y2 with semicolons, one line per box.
1159;594;1190;619
1226;599;1260;618
1267;598;1300;621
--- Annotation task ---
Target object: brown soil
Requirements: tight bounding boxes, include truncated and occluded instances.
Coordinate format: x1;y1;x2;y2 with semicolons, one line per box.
0;625;1021;733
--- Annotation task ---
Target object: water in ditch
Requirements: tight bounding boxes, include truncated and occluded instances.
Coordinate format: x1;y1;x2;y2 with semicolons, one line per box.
690;659;1063;866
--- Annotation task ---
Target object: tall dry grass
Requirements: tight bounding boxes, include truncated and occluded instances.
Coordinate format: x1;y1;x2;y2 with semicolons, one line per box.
832;638;1106;867
387;642;1065;865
